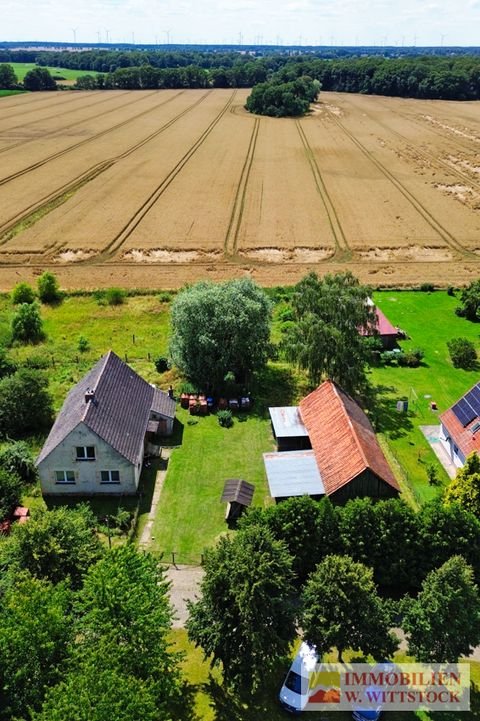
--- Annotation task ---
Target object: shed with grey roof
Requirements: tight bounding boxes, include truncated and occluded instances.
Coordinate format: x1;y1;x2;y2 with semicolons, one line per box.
36;350;175;496
263;450;325;502
268;407;311;451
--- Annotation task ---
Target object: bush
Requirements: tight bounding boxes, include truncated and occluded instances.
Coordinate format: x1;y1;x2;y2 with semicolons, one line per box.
177;381;197;395
11;302;44;344
105;287;126;306
78;336;90;353
447;286;456;297
217;409;233;428
398;348;424;368
0;468;23;520
154;356;170;373
158;291;173;303
37;272;61;304
0;441;37;482
419;283;435;292
277;307;294;323
447;337;477;369
0;347;17;379
11;282;35;305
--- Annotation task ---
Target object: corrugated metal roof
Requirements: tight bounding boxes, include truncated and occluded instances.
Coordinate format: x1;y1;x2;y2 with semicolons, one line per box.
263;451;325;498
37;351;174;466
299;381;399;496
269;406;309;438
221;479;255;506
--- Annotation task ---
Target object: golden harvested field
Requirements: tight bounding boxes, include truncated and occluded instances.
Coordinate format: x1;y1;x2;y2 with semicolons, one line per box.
1;88;480;289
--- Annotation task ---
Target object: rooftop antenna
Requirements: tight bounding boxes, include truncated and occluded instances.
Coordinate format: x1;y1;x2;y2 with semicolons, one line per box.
71;27;78;44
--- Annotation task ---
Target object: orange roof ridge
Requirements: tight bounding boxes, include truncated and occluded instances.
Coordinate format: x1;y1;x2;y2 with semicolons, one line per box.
331;382;370;474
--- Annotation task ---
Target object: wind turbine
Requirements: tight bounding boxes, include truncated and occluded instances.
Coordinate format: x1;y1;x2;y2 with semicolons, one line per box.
164;29;170;44
105;28;110;44
71;27;78;44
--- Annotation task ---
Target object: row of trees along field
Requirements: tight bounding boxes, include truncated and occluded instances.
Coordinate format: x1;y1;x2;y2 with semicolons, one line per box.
2;50;480;99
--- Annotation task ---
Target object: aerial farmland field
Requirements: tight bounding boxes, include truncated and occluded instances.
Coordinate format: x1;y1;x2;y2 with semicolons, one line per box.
1;88;480;289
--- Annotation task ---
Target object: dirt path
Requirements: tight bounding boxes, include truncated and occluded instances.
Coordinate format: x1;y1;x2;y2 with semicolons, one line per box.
138;449;171;548
165;564;205;628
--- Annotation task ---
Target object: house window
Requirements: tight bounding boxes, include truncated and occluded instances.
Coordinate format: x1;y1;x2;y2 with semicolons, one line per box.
76;446;95;461
100;470;120;484
55;470;75;484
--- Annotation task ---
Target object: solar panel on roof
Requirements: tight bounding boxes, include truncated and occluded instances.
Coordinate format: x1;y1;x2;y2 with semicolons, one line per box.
464;390;480;417
452;398;477;427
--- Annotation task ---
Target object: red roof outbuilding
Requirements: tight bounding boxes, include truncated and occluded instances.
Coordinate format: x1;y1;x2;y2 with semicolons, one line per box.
299;381;399;497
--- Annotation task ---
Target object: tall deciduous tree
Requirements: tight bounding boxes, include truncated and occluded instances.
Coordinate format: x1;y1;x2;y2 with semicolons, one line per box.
187;525;296;691
23;67;57;91
36;546;182;721
301;555;397;662
0;574;73;719
0;63;17;89
0;367;53;437
403;556;480;662
11;301;44;343
282;271;376;394
170;278;272;390
37;271;61;303
457;279;480;321
444;452;480;516
0;506;103;588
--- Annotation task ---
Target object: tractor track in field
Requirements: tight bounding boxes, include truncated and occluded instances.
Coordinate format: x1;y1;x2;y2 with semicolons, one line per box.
0;90;187;185
344;96;480;199
0;90;140;152
296;118;351;259
223;116;260;256
0;91;211;244
96;90;238;262
323;106;474;258
0;90;104;125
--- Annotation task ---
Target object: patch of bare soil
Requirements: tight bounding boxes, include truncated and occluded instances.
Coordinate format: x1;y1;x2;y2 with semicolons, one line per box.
359;245;454;262
122;249;222;263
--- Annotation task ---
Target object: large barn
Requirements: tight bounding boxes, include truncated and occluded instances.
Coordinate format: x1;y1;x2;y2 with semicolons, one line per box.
440;381;480;468
264;380;399;503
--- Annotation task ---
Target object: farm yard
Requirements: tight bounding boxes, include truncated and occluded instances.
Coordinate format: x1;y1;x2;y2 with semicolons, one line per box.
1;89;480;288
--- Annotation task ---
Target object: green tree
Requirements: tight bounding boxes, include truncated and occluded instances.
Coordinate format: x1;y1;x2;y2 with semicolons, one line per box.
187;525;296;691
457;279;480;321
23;67;57;91
0;440;37;482
36;546;182;721
240;496;340;586
403;556;480;662
447;337;477;369
0;506;103;588
0;63;17;89
0;574;73;719
444;452;480;516
0;347;16;380
0;367;53;437
0;469;23;520
282;271;376;394
37;271;61;303
11;281;35;304
301;555;397;662
418;498;480;582
170;278;272;390
11;301;44;343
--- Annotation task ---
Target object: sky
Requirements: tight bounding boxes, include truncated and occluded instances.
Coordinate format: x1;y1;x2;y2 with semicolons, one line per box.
2;0;479;47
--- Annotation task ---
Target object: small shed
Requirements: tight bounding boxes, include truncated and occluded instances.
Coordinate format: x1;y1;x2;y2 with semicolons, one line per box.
221;479;255;523
269;406;311;451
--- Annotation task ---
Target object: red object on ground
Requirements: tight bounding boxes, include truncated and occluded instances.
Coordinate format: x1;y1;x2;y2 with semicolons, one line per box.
0;519;12;535
13;506;29;519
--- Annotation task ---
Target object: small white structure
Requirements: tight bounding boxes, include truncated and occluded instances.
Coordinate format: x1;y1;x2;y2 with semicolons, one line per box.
36;351;176;496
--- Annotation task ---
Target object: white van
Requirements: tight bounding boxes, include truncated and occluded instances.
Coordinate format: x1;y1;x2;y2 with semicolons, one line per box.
279;642;318;713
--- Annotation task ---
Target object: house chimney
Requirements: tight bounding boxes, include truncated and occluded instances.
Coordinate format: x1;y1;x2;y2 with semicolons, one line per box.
85;389;95;404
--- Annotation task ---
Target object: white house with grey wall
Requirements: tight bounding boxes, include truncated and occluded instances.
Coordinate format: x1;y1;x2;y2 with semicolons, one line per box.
36;350;176;496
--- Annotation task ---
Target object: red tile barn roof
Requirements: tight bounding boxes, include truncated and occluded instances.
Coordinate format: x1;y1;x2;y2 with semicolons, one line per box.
299;381;399;496
359;307;398;337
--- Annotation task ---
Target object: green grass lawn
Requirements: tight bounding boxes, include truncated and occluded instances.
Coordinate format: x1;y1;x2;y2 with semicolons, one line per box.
370;290;480;505
171;629;480;721
0;89;26;97
9;63;101;83
150;406;275;561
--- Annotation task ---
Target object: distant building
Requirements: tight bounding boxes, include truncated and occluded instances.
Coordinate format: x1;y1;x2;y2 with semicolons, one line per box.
264;380;399;503
359;298;398;350
440;381;480;468
36;351;175;496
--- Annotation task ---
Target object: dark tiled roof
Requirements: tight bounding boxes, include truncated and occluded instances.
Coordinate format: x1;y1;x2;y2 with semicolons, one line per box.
221;479;255;506
152;387;176;419
440;381;480;458
37;351;173;466
299;381;399;496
